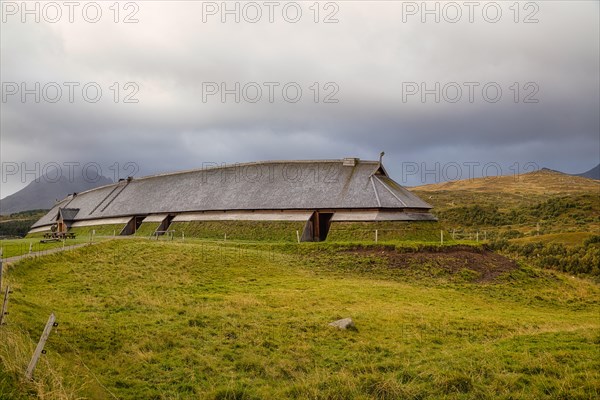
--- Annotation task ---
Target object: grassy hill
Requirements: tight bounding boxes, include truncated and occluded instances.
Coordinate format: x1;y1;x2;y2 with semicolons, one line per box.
412;170;600;238
412;169;600;276
414;168;599;201
0;210;48;239
1;239;599;399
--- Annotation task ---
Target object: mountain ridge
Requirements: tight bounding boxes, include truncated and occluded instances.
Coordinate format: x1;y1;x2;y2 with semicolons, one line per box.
0;174;113;215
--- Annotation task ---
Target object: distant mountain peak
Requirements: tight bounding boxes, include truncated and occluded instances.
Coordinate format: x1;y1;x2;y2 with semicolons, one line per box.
0;174;113;215
574;164;600;180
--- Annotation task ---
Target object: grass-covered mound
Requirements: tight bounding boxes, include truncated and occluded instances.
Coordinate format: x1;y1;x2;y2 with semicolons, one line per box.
170;220;306;242
1;239;598;399
133;222;160;237
68;224;125;237
327;221;441;242
23;231;51;239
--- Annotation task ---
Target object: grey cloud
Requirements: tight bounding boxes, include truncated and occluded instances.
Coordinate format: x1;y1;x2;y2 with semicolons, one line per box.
1;1;598;196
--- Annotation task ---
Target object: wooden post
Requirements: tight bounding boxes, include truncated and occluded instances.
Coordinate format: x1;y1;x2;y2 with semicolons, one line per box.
113;229;116;237
296;230;300;244
182;232;185;241
26;313;57;380
0;250;3;292
0;286;9;325
476;232;479;242
29;243;33;255
375;230;378;243
224;233;227;242
440;230;444;245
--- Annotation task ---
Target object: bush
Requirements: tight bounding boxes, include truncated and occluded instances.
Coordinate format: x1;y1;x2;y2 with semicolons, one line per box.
491;239;600;276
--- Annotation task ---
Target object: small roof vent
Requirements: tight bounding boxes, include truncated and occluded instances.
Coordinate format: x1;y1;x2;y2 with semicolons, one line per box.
342;157;359;167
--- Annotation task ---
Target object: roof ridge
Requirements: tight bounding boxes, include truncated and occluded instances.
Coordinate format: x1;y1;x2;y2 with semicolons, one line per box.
136;159;378;181
70;159;379;198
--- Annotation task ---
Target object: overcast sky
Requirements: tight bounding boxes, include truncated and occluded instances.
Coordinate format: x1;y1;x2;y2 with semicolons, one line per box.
1;0;599;196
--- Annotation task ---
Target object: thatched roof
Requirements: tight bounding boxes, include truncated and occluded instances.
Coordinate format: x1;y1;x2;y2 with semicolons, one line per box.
31;159;433;228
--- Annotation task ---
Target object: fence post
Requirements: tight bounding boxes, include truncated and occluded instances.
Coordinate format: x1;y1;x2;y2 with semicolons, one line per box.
224;233;227;242
476;232;479;242
29;243;32;255
0;249;3;292
182;232;185;242
296;230;300;244
375;230;378;243
26;313;57;380
440;230;444;245
0;286;10;326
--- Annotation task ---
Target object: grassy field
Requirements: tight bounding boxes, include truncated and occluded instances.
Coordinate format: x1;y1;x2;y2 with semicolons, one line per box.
0;237;92;259
1;239;598;399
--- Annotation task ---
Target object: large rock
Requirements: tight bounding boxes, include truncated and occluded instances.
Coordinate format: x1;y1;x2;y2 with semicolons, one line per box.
328;318;356;330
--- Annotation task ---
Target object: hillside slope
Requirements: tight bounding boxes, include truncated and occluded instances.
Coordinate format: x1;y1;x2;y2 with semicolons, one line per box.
412;169;599;236
414;168;598;205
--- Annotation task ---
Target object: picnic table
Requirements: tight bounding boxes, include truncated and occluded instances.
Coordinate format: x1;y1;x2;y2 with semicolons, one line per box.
42;232;77;241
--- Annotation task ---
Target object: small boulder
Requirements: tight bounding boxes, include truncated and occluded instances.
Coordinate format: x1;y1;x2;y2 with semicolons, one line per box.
328;318;356;331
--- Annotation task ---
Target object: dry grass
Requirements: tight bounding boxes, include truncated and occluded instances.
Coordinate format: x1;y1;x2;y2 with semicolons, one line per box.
414;169;599;197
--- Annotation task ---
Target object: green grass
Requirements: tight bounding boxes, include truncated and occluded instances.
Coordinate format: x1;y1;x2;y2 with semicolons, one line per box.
0;237;90;259
170;220;306;242
133;222;161;237
67;224;126;238
510;232;596;247
1;239;598;399
327;221;442;242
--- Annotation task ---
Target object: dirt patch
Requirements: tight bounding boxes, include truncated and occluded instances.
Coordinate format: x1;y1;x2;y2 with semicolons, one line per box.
343;245;518;283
